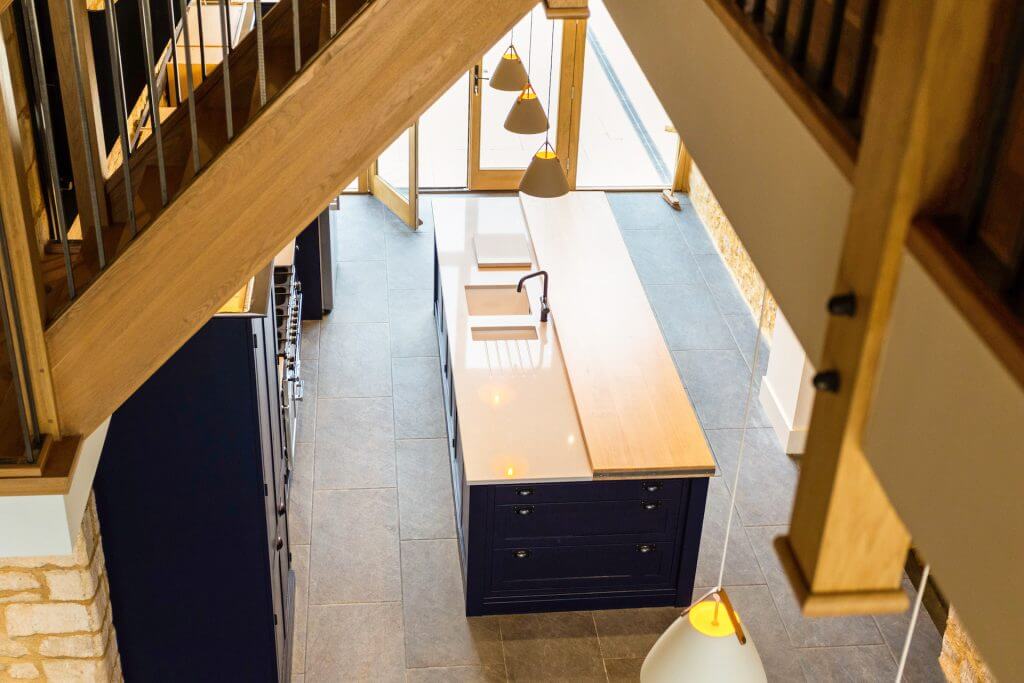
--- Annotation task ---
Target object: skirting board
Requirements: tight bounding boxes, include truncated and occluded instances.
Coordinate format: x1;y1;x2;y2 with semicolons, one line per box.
759;379;807;454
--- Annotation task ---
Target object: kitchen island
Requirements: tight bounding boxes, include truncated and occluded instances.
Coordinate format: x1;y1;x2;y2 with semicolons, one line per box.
432;193;716;616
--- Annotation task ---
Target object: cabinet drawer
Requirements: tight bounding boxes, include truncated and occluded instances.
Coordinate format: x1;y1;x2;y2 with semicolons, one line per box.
495;498;680;545
493;479;683;505
490;542;675;592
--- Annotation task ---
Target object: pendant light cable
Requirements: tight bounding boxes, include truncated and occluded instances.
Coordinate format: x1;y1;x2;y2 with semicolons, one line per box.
544;19;556;145
895;563;930;682
716;286;769;590
527;9;534;78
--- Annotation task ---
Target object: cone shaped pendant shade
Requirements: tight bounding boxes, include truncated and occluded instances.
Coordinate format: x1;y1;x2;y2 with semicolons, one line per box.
519;143;569;198
641;597;767;683
490;46;529;91
504;85;548;134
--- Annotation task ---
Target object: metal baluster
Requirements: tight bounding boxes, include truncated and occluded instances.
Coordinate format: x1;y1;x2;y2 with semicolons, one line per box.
841;0;880;118
139;0;169;205
790;0;816;66
20;0;75;298
748;0;766;25
195;0;207;79
0;215;38;463
103;0;137;236
63;0;107;267
816;0;847;93
254;0;267;106
167;0;182;105
292;0;301;72
219;0;233;140
771;0;791;49
178;0;202;173
330;0;337;36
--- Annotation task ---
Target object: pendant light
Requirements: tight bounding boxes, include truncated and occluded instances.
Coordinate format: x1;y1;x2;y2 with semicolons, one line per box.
490;26;529;91
505;10;548;135
519;20;569;198
641;289;770;683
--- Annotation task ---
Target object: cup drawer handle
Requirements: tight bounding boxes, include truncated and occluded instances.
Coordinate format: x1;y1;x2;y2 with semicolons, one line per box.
636;543;656;554
641;500;661;511
514;505;535;516
275;537;284;551
516;487;534;497
642;481;662;493
513;549;531;559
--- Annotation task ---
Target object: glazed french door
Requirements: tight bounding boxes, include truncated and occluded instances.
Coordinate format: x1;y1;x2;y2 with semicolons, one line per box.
369;123;420;228
468;9;586;190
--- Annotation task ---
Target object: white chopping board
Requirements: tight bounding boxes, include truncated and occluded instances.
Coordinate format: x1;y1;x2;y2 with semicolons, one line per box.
474;233;532;268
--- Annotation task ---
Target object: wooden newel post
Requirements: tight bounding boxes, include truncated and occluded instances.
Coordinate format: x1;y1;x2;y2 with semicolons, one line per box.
777;0;1002;616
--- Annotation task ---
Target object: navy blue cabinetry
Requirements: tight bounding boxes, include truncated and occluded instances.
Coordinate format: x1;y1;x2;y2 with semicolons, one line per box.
94;266;294;682
433;241;708;616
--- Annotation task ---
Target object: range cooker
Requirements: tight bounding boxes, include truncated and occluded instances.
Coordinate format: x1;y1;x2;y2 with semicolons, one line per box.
273;264;303;465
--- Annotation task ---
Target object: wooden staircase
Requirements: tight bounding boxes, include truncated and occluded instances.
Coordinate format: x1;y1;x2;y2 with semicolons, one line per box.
0;0;537;485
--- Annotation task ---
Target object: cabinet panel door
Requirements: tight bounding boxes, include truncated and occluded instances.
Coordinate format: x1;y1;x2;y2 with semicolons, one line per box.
495;498;681;546
490;542;676;593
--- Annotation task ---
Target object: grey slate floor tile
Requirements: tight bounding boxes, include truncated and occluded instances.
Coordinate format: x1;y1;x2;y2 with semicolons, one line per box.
706;428;797;527
696;477;765;587
318;322;392;397
608;192;681;230
291;544;310;674
314;397;396;490
332;259;390;323
396;439;457;540
389;289;440;358
300;321;320;360
592;607;680;659
295;357;317;444
305;602;405;682
696;252;755;316
672;349;772;429
746;525;884;648
405;666;504;682
675;204;718;255
336;208;386;261
386;233;434;290
392;357;447;439
727;584;805;682
646;283;737;351
797;644;898;681
724;311;771;376
873;579;946;683
499;611;606;681
401;539;504;673
621;228;702;285
309;488;401;604
603;657;643;681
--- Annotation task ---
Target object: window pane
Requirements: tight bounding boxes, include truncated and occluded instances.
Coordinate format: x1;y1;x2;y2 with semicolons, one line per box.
420;75;470;188
576;0;676;187
377;129;410;198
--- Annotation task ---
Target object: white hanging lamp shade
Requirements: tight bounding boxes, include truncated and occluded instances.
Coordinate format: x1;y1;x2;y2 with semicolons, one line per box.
504;85;548;134
490;46;529;91
642;593;767;683
519;142;569;198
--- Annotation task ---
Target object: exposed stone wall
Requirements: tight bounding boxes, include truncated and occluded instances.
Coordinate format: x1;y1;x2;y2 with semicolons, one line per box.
689;163;778;334
940;608;995;683
0;495;121;682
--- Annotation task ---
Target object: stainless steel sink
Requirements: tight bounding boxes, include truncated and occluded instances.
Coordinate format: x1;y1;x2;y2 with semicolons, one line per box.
464;285;531;316
471;325;539;341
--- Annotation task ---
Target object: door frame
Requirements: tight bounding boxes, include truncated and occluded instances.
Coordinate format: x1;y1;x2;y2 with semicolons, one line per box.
369;123;420;228
467;18;587;191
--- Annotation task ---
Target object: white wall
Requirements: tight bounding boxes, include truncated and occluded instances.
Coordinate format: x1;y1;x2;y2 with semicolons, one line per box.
603;0;853;364
759;310;815;453
863;254;1024;678
0;418;110;558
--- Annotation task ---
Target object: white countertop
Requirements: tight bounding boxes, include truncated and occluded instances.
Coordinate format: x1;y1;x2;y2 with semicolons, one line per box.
433;198;592;484
433;194;715;485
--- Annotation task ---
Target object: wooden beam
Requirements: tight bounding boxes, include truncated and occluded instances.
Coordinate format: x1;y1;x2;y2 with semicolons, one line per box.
672;137;692;193
0;21;59;437
47;0;110;269
45;0;537;436
782;0;1002;613
545;0;589;20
